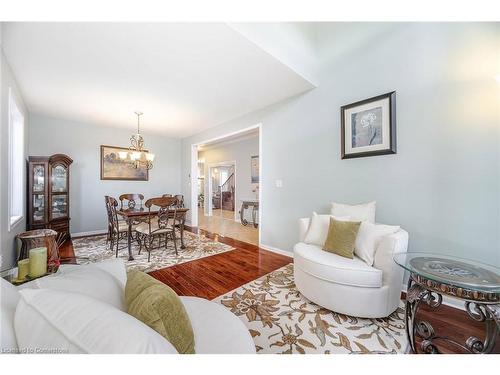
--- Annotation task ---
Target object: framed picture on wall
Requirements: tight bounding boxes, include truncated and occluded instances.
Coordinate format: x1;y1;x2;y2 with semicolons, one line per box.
341;91;396;159
251;155;259;183
100;145;149;181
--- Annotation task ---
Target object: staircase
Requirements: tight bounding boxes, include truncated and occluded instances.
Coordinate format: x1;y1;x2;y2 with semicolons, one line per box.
212;172;235;211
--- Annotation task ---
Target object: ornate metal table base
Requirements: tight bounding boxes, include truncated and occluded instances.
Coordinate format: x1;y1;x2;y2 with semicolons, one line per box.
240;200;259;228
405;275;500;354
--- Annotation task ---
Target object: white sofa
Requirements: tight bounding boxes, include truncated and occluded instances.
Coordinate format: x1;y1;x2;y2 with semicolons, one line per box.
294;217;408;318
1;259;255;354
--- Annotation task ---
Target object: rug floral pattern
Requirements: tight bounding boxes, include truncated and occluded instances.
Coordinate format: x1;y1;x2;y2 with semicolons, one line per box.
213;263;407;354
72;231;235;273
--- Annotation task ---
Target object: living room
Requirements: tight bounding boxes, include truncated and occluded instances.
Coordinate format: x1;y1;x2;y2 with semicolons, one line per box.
1;1;499;373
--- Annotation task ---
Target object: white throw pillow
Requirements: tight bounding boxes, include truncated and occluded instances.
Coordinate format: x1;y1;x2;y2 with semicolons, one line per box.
303;212;351;246
354;222;400;265
15;289;177;354
33;265;125;310
57;258;127;289
331;201;376;223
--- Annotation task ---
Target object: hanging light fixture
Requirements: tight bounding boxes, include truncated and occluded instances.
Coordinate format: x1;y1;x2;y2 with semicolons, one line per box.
119;111;155;170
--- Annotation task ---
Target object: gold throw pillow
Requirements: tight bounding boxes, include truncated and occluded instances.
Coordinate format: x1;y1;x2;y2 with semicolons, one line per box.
125;269;195;354
323;217;361;259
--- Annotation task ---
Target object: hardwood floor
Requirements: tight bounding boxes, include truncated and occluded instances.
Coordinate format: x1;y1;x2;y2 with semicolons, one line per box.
197;207;259;246
149;229;290;299
61;230;499;354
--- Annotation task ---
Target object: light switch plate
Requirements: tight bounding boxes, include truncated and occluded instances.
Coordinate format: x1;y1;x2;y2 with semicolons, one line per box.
275;179;283;188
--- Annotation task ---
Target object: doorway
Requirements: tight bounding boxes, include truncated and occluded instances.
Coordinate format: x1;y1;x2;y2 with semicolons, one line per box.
191;125;261;246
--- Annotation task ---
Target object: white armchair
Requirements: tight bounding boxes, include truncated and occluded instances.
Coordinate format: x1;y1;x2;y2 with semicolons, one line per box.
294;218;408;318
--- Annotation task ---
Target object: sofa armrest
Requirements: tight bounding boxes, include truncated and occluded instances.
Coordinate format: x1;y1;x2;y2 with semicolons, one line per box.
298;218;311;243
373;229;409;286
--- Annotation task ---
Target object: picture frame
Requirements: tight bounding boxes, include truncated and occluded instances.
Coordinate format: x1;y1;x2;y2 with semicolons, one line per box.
251;155;259;183
100;145;149;181
341;91;396;159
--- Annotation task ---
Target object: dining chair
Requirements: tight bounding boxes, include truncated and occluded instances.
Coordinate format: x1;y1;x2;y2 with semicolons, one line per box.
119;193;145;210
104;196;129;257
162;194;184;208
174;194;184;208
135;196;179;261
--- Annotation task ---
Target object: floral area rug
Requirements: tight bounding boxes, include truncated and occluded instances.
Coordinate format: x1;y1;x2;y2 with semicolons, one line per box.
72;231;235;273
213;263;407;354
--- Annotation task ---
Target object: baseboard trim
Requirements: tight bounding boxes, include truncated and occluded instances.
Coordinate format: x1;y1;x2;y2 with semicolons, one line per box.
259;243;293;258
401;283;465;311
72;229;107;238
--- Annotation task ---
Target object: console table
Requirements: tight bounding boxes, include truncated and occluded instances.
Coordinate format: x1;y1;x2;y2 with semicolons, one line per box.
239;200;259;228
394;253;500;354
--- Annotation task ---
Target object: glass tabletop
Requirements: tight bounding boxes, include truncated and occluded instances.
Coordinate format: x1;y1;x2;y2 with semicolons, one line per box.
393;252;500;293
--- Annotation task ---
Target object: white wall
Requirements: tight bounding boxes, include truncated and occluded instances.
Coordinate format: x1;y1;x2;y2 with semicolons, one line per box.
29;114;182;235
181;23;500;266
1;49;29;271
198;135;259;218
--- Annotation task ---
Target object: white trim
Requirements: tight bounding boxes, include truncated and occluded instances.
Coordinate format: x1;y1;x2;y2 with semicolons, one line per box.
190;123;262;249
259;243;293;258
72;229;107;238
401;283;465;311
7;87;25;232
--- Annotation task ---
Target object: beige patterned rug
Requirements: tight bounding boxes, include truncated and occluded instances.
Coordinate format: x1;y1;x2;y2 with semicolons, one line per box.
72;231;235;273
213;263;407;354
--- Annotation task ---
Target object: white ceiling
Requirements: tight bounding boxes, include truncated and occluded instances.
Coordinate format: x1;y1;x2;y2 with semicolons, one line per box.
2;22;316;138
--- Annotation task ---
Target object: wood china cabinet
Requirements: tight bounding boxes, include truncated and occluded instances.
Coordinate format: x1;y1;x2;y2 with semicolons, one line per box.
27;154;73;240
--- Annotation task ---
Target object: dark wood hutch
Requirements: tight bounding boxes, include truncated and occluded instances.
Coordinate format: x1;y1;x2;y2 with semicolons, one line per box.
27;154;73;241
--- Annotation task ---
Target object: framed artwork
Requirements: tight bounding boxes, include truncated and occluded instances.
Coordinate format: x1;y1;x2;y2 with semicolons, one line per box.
251;155;259;183
100;145;149;181
341;91;396;159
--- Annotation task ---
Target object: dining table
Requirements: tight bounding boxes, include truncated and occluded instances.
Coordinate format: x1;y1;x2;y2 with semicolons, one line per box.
116;207;189;261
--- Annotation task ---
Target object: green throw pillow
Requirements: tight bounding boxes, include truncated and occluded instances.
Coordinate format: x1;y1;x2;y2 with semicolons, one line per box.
323;217;361;259
125;269;195;354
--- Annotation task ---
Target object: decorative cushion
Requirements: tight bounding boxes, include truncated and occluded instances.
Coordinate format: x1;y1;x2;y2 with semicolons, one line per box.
355;222;401;266
114;222;129;233
293;242;383;288
331;201;376;223
15;289;177;354
135;222;171;235
323;218;361;258
303;212;350;246
125;270;195;354
32;264;125;310
180;296;255;354
1;278;21;352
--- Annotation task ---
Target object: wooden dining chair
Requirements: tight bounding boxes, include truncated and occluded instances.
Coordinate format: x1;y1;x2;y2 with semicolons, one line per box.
104;196;129;257
135;196;179;261
119;193;144;210
174;194;184;208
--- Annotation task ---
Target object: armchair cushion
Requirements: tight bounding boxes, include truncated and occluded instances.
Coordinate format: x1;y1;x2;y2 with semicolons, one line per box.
294;242;382;288
331;201;376;223
303;212;350;246
354;222;400;266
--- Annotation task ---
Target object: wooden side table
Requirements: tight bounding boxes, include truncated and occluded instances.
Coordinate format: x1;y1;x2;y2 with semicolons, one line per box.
394;253;500;354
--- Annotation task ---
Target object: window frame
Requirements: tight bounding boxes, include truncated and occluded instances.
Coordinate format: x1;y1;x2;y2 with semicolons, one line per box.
7;87;25;231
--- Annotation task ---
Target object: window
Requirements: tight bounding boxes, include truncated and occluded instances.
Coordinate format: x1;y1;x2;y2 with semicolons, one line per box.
8;88;25;230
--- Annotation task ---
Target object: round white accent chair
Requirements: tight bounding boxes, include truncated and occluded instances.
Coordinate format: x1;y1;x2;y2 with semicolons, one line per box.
294;218;409;318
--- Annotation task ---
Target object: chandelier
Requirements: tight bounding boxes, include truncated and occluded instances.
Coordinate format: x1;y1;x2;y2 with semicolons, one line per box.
118;111;155;170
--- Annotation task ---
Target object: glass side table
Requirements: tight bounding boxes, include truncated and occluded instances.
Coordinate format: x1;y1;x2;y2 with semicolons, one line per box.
394;252;500;354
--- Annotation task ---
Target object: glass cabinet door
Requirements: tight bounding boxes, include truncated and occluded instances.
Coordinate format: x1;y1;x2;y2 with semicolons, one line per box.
32;194;45;222
51;195;68;219
52;165;67;193
33;164;45;192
